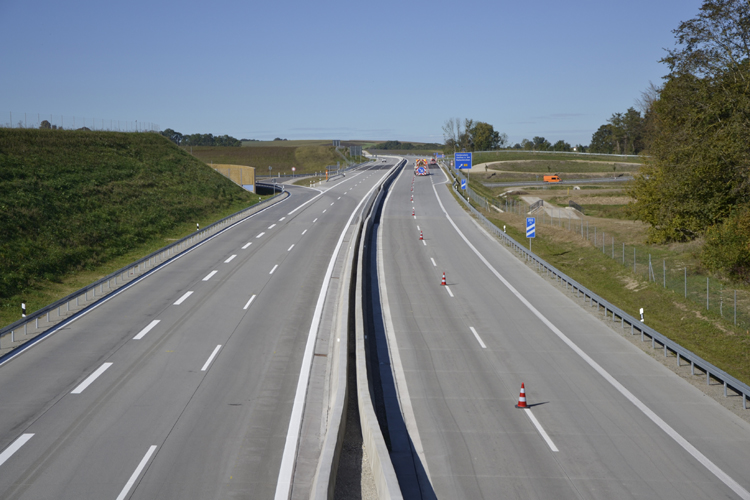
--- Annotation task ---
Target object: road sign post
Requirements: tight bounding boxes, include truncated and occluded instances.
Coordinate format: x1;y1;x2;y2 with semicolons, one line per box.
526;217;536;251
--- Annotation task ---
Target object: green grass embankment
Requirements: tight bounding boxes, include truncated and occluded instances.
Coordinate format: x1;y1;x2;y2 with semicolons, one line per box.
0;129;259;327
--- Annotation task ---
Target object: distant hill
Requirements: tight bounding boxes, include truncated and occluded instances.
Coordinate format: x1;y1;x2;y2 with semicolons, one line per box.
0;129;255;304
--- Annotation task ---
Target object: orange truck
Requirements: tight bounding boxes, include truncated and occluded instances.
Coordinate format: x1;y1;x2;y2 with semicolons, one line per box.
543;175;562;183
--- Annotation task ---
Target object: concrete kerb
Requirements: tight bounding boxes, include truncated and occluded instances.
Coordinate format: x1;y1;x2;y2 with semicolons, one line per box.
0;191;289;356
309;221;361;499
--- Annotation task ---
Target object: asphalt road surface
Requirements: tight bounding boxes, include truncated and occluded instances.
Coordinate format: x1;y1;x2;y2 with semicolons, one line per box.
376;161;750;499
0;162;393;500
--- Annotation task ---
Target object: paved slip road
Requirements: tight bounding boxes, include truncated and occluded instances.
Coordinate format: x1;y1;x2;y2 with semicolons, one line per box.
0;162;392;500
377;161;750;499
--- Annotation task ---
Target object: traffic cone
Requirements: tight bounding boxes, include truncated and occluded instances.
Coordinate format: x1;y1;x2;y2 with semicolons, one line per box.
515;383;528;408
412;208;415;216
441;272;446;286
419;230;423;240
411;195;413;202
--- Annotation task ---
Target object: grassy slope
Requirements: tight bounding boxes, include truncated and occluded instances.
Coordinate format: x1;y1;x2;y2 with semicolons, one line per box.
188;145;347;174
0;129;258;326
472;151;644;164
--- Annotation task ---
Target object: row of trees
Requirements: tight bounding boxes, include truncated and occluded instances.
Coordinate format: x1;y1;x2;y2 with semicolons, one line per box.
372;140;442;150
588;106;651;155
442;119;508;152
627;0;750;281
160;129;242;147
510;137;586;152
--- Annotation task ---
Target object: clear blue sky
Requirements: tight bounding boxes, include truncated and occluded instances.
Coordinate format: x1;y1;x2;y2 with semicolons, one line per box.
0;0;703;146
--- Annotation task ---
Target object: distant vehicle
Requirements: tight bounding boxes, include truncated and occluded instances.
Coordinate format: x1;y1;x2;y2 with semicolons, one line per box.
429;158;437;166
543;175;562;183
382;158;387;162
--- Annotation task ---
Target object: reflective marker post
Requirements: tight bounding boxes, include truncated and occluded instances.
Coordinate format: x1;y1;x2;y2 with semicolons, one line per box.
526;217;536;252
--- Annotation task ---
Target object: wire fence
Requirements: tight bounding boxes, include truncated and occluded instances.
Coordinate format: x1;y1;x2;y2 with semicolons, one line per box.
1;112;159;132
441;162;750;331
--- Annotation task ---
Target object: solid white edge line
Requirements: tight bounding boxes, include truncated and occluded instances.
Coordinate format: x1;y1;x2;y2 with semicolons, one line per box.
270;264;279;274
133;320;160;340
445;285;453;297
243;295;256;310
0;434;34;468
71;362;113;394
274;163;397;500
469;327;487;349
288;244;294;252
202;270;218;281
431;175;750;500
173;291;193;305
242;242;252;249
115;445;157;500
224;255;237;263
256;232;265;238
430;257;436;267
201;345;222;371
525;409;559;452
377;158;432;481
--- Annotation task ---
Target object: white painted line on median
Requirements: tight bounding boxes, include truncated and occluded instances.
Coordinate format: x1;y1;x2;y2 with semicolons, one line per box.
431;177;750;500
279;217;286;221
256;232;265;238
445;285;454;297
330;202;334;206
337;197;341;200
116;445;157;500
288;190;325;215
201;345;222;371
224;255;237;263
469;327;487;349
288;244;294;252
173;291;193;305
275;163;397;500
133;320;160;340
302;229;307;235
431;258;436;267
0;434;34;468
525;409;559;452
270;264;279;274
71;362;113;394
243;295;257;310
242;242;252;249
202;270;218;281
313;218;318;223
422;240;426;246
322;209;327;213
268;224;276;229
417;225;420;230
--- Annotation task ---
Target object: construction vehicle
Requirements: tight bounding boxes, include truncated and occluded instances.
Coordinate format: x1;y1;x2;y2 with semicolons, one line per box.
543;175;562;183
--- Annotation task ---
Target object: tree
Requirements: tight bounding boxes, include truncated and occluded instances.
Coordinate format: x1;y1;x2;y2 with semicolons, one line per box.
470;121;505;151
589;125;615;154
552;140;572;152
442;118;463;153
532;136;550;151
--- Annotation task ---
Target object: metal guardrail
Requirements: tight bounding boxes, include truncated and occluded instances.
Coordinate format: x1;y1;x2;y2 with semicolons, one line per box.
0;191;288;351
441;167;750;410
569;200;585;214
529;199;544;212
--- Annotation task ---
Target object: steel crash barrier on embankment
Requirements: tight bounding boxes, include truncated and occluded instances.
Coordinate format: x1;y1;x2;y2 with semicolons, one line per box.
440;163;750;410
0;188;289;362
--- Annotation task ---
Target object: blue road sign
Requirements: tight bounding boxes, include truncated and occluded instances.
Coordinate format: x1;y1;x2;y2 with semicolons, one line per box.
461;179;467;190
455;152;472;170
526;217;536;238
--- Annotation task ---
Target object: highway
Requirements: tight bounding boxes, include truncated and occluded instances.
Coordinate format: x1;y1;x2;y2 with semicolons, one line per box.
374;160;750;499
0;162;392;499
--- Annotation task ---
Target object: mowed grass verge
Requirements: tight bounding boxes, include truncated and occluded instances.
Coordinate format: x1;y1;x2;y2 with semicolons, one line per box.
0;129;260;328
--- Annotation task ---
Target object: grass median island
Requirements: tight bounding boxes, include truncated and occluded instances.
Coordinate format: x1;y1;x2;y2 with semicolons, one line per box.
0;129;259;328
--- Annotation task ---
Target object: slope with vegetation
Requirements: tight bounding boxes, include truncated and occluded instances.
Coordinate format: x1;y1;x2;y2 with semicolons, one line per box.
0;129;257;326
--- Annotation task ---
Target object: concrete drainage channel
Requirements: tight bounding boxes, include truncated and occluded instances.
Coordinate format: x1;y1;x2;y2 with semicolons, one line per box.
305;161;407;500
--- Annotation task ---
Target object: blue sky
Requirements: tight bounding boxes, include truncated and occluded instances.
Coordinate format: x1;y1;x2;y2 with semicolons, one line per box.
0;0;703;145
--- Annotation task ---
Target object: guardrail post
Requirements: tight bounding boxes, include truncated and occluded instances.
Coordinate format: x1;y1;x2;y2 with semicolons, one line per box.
677;353;680;366
724;381;727;397
691;360;695;375
707;371;710;385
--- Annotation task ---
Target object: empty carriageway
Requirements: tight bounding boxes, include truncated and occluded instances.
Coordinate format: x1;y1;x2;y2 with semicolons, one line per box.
372;162;750;499
0;162;393;500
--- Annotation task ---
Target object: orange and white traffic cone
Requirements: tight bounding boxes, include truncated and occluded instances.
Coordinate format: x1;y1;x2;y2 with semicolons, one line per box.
412;208;415;217
441;272;446;286
419;230;423;240
515;383;528;408
411;195;413;202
